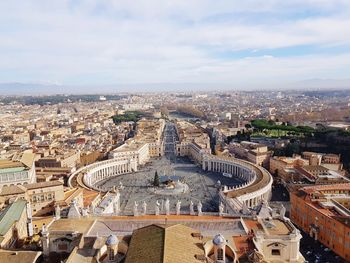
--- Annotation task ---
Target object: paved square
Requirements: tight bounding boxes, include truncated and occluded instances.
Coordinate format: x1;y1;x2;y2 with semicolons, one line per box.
96;156;243;215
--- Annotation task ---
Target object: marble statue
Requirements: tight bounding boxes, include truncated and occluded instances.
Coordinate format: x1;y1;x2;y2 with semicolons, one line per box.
161;199;164;213
190;200;195;215
82;208;88;217
219;202;225;216
197;201;203;216
176;200;181;215
142;201;147;215
41;224;47;234
55;205;61;219
113;199;120;216
165;198;170;215
133;201;139;216
242;202;249;215
155;200;160;215
89;203;95;215
280;204;286;218
67;198;81;219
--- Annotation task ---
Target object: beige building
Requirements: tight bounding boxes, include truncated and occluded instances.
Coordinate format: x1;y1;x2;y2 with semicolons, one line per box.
0;181;64;216
176;121;211;164
270;152;346;184
109;119;165;163
0;152;36;187
250;217;303;262
0;200;29;248
296;165;349;184
229;141;272;168
302;151;343;172
109;140;150;165
13;132;31;144
269;155;309;183
40;212;303;263
35;167;73;182
36;150;80;168
26;181;64;216
134;119;165;157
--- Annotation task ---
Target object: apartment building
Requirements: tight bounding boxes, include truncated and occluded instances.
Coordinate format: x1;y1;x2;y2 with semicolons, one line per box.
290;184;350;261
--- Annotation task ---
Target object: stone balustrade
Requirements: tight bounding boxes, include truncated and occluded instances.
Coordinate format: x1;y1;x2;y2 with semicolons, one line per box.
68;158;138;191
203;154;272;213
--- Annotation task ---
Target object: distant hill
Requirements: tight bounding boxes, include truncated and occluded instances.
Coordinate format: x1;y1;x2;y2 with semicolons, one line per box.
0;83;66;95
0;80;350;95
294;78;350;90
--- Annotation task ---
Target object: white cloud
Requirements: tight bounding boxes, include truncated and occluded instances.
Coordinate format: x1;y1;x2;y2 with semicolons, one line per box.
0;0;349;89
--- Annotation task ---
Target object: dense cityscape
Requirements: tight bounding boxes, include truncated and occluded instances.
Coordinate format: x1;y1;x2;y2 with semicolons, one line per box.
0;90;349;263
2;1;350;262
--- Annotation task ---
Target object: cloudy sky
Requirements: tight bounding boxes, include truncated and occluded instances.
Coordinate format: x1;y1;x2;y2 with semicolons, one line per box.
0;0;350;91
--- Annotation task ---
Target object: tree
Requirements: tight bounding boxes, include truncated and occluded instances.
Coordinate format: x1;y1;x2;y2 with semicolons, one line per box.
153;171;160;187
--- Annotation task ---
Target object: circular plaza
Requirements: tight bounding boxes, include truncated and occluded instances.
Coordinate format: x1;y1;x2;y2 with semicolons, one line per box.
68;122;273;216
94;155;244;215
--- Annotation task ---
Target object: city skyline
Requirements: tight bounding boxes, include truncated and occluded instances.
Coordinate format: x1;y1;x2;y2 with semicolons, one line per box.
1;0;350;92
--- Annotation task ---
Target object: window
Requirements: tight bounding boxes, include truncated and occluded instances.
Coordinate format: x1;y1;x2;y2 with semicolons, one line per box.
272;249;281;256
217;248;224;260
109;248;115;260
58;243;68;251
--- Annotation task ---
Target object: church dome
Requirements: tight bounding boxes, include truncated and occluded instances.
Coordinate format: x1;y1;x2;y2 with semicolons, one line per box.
106;234;118;246
213;234;226;245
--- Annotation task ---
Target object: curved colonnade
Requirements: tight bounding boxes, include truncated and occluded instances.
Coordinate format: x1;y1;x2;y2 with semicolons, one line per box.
68;153;273;215
68;158;137;191
202;155;273;213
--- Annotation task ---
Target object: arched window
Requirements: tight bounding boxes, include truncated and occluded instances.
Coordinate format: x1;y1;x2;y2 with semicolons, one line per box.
217;248;224;260
109;247;115;260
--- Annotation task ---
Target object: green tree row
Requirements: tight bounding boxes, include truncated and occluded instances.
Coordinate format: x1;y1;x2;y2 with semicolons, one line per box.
112;111;143;124
251;119;315;134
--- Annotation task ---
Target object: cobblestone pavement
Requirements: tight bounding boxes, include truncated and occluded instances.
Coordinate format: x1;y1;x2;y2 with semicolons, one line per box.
96;122;244;215
96;156;244;215
299;231;344;263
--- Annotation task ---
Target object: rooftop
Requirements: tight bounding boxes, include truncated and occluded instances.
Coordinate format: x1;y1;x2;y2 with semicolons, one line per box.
0;250;41;263
125;224;204;263
0;160;26;174
49;218;95;234
0;200;27;236
24;180;63;190
0;185;26;196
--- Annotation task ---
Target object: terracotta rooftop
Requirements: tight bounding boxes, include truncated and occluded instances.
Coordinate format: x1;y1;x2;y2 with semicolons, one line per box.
49;218;95;234
301;183;350;194
24;180;63;190
83;189;100;207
